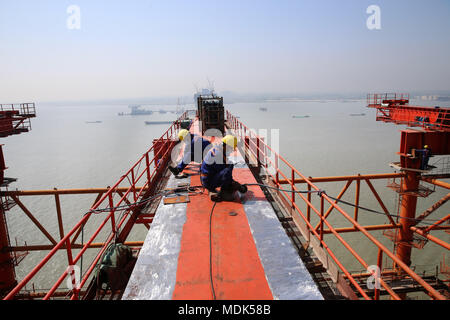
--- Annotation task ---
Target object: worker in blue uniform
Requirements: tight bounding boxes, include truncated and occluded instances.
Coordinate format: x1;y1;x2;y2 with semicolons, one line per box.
168;129;212;176
200;135;247;202
416;145;432;170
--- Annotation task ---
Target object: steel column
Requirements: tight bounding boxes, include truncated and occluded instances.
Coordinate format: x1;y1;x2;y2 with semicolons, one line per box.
396;171;420;268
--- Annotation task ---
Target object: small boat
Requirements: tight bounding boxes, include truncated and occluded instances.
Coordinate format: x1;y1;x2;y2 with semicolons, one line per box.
130;105;154;115
259;107;268;112
119;105;154;116
349;113;366;116
292;115;310;118
145;121;174;125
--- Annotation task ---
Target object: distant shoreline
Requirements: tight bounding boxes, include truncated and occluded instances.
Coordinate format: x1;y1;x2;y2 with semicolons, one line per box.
264;99;364;103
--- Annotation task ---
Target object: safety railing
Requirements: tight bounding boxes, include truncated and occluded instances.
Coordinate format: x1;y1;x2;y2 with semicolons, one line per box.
3;112;187;300
226;110;447;300
366;94;450;131
425;156;450;178
0;103;36;117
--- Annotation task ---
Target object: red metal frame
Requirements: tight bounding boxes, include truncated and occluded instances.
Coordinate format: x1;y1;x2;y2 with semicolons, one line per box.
0;103;36;137
226;110;448;300
3;112;186;300
367;93;450;132
2;109;447;300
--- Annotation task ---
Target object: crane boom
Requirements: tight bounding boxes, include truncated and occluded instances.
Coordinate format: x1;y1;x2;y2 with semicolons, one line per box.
367;93;450;132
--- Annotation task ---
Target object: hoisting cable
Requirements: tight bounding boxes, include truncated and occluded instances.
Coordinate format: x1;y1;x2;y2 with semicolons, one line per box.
85;191;168;215
243;183;443;226
78;180;442;300
82;186;206;248
209;201;218;300
325;195;443;226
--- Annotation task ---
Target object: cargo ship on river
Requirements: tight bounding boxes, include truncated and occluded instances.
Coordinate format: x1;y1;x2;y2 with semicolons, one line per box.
118;105;154;116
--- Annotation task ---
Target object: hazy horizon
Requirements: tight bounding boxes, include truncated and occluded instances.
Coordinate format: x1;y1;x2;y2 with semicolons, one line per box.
23;89;450;107
1;0;450;103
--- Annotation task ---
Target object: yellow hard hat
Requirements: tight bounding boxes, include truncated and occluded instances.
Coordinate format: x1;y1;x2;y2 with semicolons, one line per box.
178;129;190;141
424;145;429;149
222;135;237;150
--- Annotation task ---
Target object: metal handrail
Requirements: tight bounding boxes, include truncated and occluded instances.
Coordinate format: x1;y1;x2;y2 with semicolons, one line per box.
374;105;450;131
367;93;410;106
226;110;446;300
3;112;187;300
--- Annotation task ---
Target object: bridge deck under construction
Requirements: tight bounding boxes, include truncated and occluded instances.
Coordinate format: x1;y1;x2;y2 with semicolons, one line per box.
122;120;323;300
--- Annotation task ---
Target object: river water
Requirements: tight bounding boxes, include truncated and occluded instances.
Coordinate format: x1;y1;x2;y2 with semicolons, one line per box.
3;99;448;298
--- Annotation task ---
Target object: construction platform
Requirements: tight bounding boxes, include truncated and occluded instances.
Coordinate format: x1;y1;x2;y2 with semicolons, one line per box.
122;120;323;300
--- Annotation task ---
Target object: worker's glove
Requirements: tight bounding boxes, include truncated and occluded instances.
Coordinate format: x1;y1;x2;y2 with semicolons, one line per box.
238;184;248;194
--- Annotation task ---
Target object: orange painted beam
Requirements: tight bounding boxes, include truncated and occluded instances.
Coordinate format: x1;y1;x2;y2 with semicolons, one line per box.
420;177;450;190
172;166;273;300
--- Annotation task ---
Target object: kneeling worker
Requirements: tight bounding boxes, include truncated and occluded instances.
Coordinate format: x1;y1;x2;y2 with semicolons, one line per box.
200;134;248;202
418;144;432;170
168;129;212;176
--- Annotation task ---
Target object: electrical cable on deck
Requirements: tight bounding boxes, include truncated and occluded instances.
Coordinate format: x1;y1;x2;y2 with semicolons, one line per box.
244;183;322;195
81;178;442;300
84;186;205;216
83;182;442;227
326;195;443;226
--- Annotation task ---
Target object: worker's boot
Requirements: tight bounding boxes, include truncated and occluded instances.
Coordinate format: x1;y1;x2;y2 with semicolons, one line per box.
168;166;180;176
231;180;248;194
208;189;222;202
218;189;235;201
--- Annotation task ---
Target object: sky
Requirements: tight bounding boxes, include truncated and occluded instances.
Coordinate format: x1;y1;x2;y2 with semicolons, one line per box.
0;0;449;103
